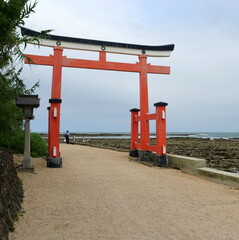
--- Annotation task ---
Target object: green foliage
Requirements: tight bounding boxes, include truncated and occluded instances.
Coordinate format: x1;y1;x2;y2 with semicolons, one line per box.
15;209;25;221
0;0;52;68
0;0;33;68
5;129;23;153
3;130;47;157
30;133;47;157
0;67;39;148
0;0;51;150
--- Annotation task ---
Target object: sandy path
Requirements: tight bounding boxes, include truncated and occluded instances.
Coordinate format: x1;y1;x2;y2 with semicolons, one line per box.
10;144;239;240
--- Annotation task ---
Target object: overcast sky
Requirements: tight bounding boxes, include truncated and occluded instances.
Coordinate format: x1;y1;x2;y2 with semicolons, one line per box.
21;0;239;133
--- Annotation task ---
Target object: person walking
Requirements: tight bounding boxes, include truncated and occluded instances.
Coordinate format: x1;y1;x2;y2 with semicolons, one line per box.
64;130;70;144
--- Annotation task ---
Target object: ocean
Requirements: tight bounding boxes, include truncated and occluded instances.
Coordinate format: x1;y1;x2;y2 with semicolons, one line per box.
167;132;239;140
59;132;239;140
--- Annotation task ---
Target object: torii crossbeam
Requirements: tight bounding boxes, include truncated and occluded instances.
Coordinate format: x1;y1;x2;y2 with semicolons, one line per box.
21;27;174;168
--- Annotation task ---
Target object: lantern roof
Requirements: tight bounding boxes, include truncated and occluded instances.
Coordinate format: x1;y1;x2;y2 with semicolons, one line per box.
16;95;40;108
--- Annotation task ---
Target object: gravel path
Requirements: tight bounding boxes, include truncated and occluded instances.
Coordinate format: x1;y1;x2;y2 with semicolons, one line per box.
10;144;239;240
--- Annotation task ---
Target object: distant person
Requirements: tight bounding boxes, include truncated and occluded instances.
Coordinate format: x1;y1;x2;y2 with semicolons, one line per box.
64;130;70;144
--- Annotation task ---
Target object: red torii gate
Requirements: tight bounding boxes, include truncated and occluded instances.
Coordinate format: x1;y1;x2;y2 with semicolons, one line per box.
21;28;174;168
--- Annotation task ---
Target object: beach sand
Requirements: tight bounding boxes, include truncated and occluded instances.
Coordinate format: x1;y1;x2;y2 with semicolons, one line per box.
10;144;239;240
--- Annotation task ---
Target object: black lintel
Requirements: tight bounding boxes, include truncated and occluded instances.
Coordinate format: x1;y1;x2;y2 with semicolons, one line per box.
21;27;175;52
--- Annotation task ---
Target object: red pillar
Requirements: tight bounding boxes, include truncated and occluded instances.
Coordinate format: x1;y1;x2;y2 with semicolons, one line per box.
48;47;63;168
129;108;140;157
138;55;150;150
154;102;168;166
47;106;50;154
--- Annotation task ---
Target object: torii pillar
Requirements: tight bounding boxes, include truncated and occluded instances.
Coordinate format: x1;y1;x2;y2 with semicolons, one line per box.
48;47;63;167
139;55;150;150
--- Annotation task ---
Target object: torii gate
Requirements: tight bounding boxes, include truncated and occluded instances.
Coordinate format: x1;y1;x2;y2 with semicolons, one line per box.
21;27;174;168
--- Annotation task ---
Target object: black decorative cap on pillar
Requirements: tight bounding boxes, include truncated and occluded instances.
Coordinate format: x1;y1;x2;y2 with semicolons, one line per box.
47;107;50;110
130;108;140;112
154;102;168;107
49;98;62;103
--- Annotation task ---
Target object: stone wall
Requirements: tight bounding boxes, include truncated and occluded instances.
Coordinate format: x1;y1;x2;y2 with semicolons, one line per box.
0;148;23;240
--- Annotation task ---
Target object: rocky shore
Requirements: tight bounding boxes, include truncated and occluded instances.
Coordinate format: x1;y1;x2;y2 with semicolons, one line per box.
73;137;239;172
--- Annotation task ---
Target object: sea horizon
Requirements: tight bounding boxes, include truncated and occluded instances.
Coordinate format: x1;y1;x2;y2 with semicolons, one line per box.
37;131;239;140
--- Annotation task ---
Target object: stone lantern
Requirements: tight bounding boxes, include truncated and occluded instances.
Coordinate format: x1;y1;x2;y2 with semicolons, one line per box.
16;95;40;172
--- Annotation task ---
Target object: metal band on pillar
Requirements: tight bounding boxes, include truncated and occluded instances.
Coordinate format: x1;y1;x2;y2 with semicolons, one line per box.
49;98;62;103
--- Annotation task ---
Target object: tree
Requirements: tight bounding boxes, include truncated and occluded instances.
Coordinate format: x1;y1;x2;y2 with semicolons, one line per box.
0;67;38;147
0;0;49;149
1;0;36;68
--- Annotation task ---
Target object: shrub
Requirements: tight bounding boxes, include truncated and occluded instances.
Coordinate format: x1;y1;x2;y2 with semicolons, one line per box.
10;129;25;153
30;133;47;157
2;130;47;157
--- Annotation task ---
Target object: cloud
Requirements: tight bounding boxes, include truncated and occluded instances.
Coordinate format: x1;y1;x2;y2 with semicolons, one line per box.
22;0;239;132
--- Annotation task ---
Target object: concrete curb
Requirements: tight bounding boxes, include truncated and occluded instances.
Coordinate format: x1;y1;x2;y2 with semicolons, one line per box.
167;154;206;174
197;167;239;188
168;154;239;187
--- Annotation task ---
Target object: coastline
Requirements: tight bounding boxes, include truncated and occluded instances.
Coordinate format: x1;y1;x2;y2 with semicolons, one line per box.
38;132;239;173
39;132;239;140
68;137;239;173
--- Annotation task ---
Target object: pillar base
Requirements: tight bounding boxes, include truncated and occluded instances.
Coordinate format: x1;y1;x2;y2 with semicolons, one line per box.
154;155;168;167
139;150;151;161
130;150;168;167
129;149;139;157
47;157;62;168
18;166;35;173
